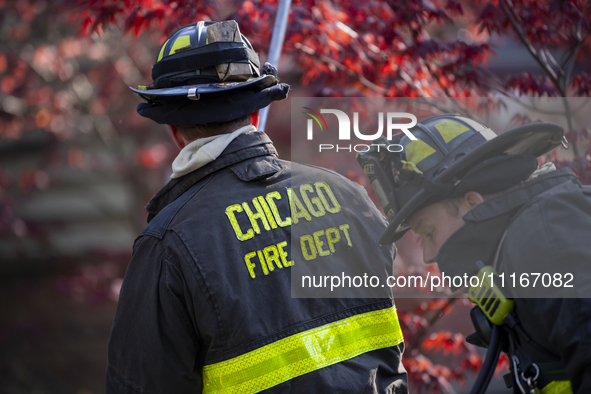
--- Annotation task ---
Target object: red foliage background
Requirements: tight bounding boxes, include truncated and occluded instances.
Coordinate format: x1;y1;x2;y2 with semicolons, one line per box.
0;0;589;392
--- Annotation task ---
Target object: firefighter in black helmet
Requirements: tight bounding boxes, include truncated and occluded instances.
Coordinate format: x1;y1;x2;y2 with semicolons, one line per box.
107;21;408;394
360;114;591;393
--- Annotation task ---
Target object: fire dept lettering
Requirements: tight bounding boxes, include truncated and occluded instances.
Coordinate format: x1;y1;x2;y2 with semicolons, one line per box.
224;182;357;279
243;241;294;279
299;224;352;261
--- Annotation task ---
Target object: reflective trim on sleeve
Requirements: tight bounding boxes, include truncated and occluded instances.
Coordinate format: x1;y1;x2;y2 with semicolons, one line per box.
202;306;404;394
540;380;572;394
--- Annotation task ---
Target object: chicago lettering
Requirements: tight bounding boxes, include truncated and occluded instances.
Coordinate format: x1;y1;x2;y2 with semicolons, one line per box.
224;181;356;279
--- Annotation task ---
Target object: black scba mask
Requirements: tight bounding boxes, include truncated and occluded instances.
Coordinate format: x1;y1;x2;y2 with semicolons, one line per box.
130;21;289;126
357;115;564;245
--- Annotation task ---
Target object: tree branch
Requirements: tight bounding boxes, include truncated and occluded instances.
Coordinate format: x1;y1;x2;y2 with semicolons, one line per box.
499;0;581;156
499;0;561;91
501;96;590;117
293;43;388;95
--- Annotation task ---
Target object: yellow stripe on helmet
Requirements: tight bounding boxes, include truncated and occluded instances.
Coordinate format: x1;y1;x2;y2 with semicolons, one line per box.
157;39;170;62
405;139;436;171
434;119;470;143
169;35;191;55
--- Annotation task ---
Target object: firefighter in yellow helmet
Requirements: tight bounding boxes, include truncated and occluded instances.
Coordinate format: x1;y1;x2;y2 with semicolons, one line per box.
360;114;591;393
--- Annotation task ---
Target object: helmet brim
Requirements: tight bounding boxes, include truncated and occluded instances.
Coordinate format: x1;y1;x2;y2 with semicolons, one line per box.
379;122;564;245
130;74;276;100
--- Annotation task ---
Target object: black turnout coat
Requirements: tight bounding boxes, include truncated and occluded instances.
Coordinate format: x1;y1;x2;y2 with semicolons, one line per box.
107;131;408;394
437;166;591;393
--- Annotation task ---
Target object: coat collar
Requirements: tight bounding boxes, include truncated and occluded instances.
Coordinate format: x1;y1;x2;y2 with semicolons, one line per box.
146;131;282;222
435;167;579;277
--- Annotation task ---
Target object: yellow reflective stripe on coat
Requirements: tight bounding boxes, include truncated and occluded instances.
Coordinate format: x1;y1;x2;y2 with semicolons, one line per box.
202;306;404;394
538;380;572;394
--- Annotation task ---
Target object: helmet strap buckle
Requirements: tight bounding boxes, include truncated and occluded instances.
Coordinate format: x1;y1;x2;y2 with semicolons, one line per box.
187;88;200;101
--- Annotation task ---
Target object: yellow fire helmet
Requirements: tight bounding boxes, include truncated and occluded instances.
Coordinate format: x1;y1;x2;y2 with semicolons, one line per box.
358;115;564;244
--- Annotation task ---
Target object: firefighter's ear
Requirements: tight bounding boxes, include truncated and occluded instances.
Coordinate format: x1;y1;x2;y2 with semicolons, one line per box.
464;191;485;209
169;125;187;150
